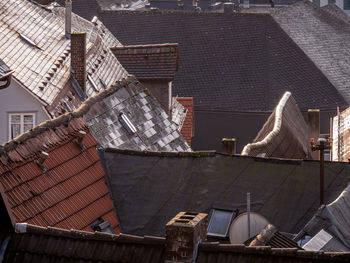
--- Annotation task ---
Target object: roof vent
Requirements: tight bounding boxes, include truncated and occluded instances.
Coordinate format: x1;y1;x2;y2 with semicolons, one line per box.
65;0;72;39
119;113;137;134
73;130;87;151
35;151;49;172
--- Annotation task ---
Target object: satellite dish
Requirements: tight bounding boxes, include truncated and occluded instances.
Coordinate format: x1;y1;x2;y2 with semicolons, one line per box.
229;212;269;244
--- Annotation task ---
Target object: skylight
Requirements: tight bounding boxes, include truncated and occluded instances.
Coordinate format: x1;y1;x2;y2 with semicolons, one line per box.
207;209;235;237
88;75;99;92
119;113;137;134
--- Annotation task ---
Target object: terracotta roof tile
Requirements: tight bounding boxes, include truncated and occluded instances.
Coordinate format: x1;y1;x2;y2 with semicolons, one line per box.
0;115;119;233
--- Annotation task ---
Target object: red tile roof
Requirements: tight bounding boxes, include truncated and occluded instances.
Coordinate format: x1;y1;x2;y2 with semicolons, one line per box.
0;115;119;233
111;44;179;80
176;97;194;146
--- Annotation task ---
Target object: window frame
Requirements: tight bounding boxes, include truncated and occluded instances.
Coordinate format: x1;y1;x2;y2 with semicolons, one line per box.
8;112;36;140
207;208;238;238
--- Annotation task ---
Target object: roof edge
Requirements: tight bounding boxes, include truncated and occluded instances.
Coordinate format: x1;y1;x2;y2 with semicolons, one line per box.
104;147;216;157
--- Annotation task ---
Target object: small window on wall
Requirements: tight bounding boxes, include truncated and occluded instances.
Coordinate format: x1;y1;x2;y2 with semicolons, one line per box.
9;113;35;139
345;0;350;10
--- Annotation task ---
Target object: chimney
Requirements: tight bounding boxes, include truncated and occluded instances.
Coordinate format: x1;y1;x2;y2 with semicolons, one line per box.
65;0;72;39
223;2;233;14
308;109;320;160
71;32;87;93
222;138;236;155
165;212;208;263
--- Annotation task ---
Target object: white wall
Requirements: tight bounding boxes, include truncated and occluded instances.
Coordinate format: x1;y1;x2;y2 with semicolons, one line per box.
0;79;49;144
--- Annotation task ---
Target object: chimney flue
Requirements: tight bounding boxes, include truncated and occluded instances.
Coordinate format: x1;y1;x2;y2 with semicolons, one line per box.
71;32;87;93
65;0;72;39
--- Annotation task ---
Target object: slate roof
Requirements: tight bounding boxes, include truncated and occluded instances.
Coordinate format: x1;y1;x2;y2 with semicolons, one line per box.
297;185;350;251
271;1;350;105
3;223;165;263
88;9;348;111
111;44;179;80
100;148;350;236
83;76;191;151
0;114;119;233
0;0;127;116
241;92;309;159
321;4;350;25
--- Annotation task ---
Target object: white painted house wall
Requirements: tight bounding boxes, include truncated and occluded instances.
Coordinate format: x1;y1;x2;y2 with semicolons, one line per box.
0;79;49;144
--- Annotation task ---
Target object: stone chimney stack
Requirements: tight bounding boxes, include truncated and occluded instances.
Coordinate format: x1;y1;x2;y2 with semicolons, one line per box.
223;2;233;14
65;0;72;39
308;109;320;160
165;212;208;263
71;32;87;93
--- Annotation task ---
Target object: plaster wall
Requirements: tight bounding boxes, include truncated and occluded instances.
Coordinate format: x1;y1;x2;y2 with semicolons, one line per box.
0;79;49;144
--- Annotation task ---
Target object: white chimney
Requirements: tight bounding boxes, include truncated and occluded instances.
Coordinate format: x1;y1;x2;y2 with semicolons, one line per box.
65;0;72;39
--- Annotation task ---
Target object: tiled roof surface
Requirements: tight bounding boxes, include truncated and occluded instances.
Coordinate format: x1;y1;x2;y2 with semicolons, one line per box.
101;148;350;236
272;1;350;105
196;242;350;262
83;76;191;152
241;92;309;159
0;0;126;113
55;0;100;21
4;223;165;263
92;9;347;111
321;4;350;25
0;114;119;233
246;0;302;5
176;97;194;146
111;44;179;80
171;98;187;131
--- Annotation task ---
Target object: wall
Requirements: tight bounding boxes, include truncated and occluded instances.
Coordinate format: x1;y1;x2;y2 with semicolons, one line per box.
142;80;171;116
192;110;336;153
0;79;49;144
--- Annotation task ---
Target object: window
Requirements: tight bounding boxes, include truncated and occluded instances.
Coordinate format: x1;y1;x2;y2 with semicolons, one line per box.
9;113;35;139
207;209;236;237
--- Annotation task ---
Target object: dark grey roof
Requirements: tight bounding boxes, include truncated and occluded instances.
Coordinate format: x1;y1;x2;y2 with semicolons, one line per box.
321;4;350;25
298;185;350;251
3;223;165;263
92;9;348;111
272;1;350;105
100;149;350;237
83;76;191;151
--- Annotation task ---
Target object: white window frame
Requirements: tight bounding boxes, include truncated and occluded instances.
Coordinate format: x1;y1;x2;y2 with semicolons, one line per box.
8;113;36;140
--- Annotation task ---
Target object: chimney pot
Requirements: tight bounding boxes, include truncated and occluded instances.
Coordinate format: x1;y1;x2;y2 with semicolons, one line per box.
222;138;236;155
65;0;72;39
223;2;233;14
165;212;208;262
71;32;87;93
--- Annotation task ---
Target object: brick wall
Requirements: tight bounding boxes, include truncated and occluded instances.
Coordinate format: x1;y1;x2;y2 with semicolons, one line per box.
142;80;171;116
71;32;86;92
176;97;194;146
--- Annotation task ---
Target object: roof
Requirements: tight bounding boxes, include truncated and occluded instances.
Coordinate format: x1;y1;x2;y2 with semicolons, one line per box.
176;97;194;146
91;9;347;111
3;222;350;263
271;1;350;105
3;223;165;263
0;113;119;233
321;4;350;25
196;242;350;262
83;76;191;151
241;92;309;159
0;58;13;89
111;43;179;80
331;107;350;162
100;148;350;236
249;224;300;248
298;185;350;251
0;0;127;114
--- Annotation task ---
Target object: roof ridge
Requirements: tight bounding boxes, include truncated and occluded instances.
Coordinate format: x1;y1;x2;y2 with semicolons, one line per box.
110;43;179;49
15;223;166;244
104;147;215;157
1;75;137;153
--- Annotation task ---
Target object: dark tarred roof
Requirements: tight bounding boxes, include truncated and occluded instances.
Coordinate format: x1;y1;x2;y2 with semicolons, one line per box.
111;44;179;81
0;114;119;233
176;97;194;146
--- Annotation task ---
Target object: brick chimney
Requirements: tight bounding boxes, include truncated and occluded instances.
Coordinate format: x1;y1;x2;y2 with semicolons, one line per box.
65;0;72;39
308;109;320;160
71;32;86;93
165;212;208;263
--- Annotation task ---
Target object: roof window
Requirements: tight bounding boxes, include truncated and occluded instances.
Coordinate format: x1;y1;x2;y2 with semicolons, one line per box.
119;113;137;134
207;208;237;237
87;75;99;93
19;33;39;49
90;218;115;234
